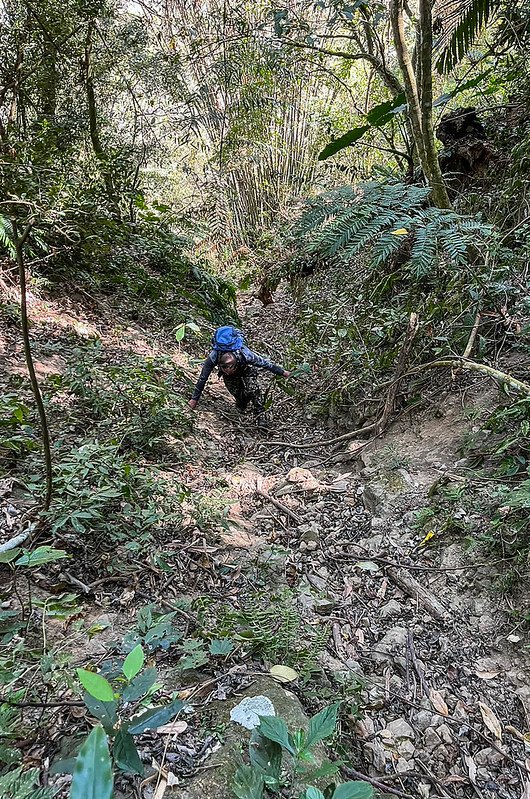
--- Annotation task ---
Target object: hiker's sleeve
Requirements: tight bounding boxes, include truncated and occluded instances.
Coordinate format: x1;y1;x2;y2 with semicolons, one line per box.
191;352;217;401
241;346;285;376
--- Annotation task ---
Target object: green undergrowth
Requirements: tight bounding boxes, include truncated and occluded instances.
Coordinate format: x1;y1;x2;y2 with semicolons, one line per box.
0;336;231;576
416;396;530;589
257;179;529;428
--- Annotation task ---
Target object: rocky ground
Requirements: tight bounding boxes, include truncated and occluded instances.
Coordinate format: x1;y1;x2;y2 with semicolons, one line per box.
2;282;529;799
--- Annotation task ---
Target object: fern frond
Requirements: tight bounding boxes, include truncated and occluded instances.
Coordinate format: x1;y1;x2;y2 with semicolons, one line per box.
0;767;56;799
372;230;409;266
435;0;496;73
0;214;16;258
409;224;439;277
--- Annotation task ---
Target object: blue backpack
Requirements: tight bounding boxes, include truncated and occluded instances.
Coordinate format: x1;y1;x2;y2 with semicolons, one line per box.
212;325;244;353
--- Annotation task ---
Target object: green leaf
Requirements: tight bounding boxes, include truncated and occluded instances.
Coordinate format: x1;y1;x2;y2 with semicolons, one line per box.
128;699;185;735
70;725;113;799
232;764;264;799
249;729;282;787
433;71;492;106
0;549;20;564
174;323;186;342
77;669;114;702
15;546;68;567
318;127;370;160
121;667;158;703
122;644;144;681
113;728;144;775
307;760;341;780
257;715;295;755
209;638;234;656
0;742;20;764
49;757;77;775
305;788;326;799
332;782;374;799
319;94;406;160
306;703;340;747
366;93;406;125
82;693;118;734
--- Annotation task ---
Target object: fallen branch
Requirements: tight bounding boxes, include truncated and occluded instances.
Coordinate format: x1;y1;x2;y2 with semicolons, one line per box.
407;357;530;395
255;489;302;524
340;764;415;799
387;566;450;621
266;423;376;450
463;311;481;359
0;697;84;708
0;529;31;554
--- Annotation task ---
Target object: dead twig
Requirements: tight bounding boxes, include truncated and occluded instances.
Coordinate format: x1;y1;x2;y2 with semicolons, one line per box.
407;628;429;697
340;764;415;799
255;488;302;524
0;697;84;708
376;312;419;435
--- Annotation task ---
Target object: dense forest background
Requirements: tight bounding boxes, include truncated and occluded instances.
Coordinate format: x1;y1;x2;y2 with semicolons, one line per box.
1;1;530;798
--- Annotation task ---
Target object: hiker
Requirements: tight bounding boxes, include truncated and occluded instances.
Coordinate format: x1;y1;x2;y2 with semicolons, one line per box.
188;325;290;424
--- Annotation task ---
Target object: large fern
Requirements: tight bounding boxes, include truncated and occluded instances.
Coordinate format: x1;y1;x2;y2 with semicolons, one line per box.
293;181;491;279
0;215;16;258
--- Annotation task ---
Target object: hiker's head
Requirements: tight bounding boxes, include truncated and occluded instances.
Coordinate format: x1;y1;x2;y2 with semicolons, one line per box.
219;352;238;375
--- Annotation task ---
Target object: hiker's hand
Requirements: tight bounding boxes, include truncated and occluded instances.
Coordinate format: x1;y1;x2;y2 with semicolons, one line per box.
282;370;291;378
188;399;198;410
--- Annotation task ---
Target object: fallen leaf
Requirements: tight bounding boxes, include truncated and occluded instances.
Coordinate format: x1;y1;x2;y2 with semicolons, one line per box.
465;754;477;783
346;440;366;453
391;228;409;236
429;688;449;716
479;701;503;740
153;774;167;799
354;561;380;572
270;665;299;683
286;467;314;483
419;530;435;547
506;724;526;741
475;670;500;680
441;775;467;785
507;634;521;643
156;721;188;735
521;781;530;799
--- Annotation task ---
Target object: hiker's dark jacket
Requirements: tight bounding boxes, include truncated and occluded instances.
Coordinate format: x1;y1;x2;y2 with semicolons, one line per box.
191;346;285;402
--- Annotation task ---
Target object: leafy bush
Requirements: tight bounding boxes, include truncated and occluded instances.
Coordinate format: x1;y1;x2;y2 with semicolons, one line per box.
271;178;526;424
0;394;39;467
71;644;184;780
232;703;373;799
53;342;192;453
37;441;184;545
0;766;55;799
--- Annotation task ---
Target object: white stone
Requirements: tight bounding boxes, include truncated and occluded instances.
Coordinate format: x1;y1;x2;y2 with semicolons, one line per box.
230;696;276;729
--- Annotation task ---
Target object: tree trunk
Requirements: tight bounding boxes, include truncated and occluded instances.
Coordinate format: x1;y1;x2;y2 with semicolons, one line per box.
13;220;53;513
390;0;452;209
83;22;117;209
417;0;452;209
